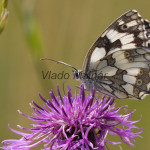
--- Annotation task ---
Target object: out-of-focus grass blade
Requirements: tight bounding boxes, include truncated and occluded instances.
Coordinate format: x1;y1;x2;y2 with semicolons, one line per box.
13;0;43;58
12;1;54;90
0;0;9;34
21;6;43;57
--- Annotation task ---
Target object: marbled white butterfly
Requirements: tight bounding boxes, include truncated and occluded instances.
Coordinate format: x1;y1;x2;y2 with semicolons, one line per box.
43;10;150;99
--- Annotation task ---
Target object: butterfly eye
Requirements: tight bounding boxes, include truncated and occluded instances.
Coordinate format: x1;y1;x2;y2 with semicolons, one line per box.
76;72;79;78
121;24;128;31
136;79;143;86
73;71;81;80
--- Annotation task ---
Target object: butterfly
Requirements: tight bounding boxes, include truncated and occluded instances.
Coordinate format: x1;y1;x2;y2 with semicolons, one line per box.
42;10;150;99
74;9;150;100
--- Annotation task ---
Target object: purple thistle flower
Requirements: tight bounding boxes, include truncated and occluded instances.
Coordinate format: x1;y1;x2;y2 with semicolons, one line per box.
1;85;142;150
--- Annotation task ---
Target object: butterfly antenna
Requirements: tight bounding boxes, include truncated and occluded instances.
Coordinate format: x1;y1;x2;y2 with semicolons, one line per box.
40;58;77;71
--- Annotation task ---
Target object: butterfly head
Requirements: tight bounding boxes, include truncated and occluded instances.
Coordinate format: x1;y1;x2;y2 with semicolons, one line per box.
73;70;82;81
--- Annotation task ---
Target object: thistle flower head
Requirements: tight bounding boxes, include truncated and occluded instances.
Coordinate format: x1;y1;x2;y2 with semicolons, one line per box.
1;85;142;150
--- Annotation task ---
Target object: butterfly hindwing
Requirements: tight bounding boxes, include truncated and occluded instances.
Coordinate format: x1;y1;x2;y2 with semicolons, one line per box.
92;48;150;99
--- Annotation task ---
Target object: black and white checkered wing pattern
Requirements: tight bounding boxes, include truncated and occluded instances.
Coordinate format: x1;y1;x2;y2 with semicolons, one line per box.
82;10;150;73
144;19;150;46
94;48;150;99
81;10;150;99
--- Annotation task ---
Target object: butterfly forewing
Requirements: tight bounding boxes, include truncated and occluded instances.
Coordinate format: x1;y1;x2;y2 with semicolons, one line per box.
80;10;150;99
82;10;150;74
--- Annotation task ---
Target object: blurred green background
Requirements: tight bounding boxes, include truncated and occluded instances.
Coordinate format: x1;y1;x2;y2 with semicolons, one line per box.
1;0;150;149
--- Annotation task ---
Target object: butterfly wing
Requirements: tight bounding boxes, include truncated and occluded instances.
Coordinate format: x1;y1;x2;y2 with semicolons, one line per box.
82;10;150;74
81;10;150;99
92;48;150;99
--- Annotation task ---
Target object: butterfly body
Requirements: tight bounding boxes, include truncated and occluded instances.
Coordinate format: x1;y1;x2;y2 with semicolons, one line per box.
73;10;150;99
